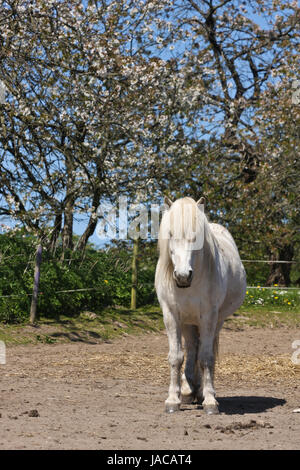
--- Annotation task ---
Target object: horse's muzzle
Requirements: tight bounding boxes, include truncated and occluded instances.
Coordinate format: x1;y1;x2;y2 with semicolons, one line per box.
175;282;191;289
174;270;193;288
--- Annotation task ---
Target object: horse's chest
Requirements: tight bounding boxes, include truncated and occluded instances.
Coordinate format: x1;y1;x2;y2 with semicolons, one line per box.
176;294;200;325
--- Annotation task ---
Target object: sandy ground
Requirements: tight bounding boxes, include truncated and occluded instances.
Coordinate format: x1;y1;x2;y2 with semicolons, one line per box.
0;325;300;450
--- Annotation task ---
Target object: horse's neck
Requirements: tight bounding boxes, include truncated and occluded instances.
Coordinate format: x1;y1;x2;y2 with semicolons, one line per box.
201;221;218;272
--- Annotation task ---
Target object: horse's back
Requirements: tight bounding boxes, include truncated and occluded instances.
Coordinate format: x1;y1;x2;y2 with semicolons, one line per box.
209;222;242;265
209;223;238;250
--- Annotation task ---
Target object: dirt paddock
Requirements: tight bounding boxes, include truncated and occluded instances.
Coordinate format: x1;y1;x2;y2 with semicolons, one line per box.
1;326;300;450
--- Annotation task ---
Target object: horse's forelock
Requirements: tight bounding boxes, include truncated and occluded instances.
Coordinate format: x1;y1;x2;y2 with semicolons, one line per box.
157;198;206;286
159;197;204;243
169;198;203;241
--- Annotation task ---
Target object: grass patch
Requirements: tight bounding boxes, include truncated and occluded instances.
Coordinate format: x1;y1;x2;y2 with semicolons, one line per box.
226;304;300;329
243;286;300;310
0;305;164;346
225;286;300;329
0;301;299;347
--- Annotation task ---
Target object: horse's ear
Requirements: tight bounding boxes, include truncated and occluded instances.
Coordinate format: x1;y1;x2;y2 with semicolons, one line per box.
197;197;205;212
164;196;173;208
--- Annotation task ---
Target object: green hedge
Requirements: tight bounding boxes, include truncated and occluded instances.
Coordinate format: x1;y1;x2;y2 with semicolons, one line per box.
0;234;157;323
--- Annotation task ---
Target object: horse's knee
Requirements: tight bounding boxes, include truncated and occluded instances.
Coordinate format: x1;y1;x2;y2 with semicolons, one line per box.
168;350;184;368
199;352;215;371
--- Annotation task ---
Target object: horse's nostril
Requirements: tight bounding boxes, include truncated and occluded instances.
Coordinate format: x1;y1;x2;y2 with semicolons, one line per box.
174;269;193;283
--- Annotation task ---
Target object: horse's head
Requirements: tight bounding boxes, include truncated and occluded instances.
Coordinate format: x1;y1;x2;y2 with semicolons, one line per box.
163;196;205;288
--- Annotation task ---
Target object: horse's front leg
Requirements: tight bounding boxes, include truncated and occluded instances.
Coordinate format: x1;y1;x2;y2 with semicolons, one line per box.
163;306;184;413
199;309;219;415
181;324;200;404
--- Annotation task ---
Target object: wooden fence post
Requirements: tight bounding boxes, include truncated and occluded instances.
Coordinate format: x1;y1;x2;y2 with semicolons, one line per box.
131;237;139;310
30;244;43;324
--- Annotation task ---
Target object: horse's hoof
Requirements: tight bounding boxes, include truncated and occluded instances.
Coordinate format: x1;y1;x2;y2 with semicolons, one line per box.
181;394;195;404
196;394;203;405
203;404;219;415
165;403;180;413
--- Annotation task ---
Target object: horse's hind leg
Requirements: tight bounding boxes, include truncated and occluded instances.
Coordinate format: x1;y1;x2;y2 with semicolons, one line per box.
181;325;200;404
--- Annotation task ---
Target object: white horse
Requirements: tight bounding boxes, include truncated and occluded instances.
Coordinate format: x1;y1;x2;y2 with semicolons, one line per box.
155;196;246;414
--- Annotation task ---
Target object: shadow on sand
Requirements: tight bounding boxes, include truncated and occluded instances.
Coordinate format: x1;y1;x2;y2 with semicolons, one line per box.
216;395;286;415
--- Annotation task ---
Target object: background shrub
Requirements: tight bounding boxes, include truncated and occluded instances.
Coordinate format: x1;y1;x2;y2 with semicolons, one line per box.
0;234;157;322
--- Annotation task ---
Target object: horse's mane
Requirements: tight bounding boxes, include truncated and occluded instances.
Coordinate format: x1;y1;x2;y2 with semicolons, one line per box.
157;197;213;287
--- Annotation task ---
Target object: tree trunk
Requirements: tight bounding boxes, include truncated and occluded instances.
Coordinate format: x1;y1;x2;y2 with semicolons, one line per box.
76;189;101;252
76;216;98;252
266;244;294;286
62;201;74;253
30;244;42;324
61;152;76;255
49;213;62;254
131;238;139;310
279;245;294;286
